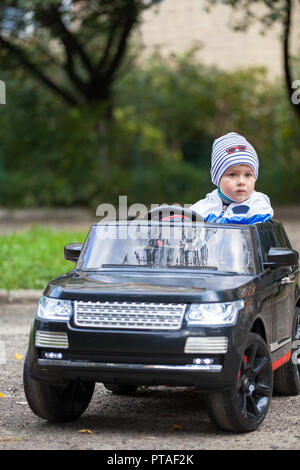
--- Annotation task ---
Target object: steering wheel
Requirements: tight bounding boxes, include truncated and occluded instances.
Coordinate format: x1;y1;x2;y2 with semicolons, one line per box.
147;205;204;222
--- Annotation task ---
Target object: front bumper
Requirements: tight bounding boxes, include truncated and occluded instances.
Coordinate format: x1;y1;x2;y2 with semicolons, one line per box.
27;317;247;391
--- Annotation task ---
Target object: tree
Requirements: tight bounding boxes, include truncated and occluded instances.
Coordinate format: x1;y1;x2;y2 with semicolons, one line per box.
205;0;300;120
0;0;161;108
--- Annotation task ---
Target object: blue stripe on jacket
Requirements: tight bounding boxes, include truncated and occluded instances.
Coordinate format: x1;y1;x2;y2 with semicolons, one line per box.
205;213;272;225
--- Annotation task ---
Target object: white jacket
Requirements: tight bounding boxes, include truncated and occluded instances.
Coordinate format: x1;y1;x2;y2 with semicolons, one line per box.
190;189;273;224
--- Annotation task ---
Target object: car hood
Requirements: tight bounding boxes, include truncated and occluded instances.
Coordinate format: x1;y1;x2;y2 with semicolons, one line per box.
44;269;257;303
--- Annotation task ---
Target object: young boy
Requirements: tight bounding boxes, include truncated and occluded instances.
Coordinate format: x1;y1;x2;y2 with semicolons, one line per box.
190;132;273;224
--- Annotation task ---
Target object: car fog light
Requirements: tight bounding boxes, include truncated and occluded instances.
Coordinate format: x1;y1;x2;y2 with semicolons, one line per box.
44;352;63;360
193;358;214;365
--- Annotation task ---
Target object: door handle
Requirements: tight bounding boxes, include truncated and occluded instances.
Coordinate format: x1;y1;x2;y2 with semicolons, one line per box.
281;275;295;285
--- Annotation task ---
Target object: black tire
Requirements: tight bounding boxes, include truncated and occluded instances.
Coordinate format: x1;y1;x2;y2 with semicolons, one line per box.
103;383;138;394
273;307;300;395
205;333;273;433
23;352;95;422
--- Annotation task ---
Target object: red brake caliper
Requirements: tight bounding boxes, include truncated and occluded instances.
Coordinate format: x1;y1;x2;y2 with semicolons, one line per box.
238;355;248;379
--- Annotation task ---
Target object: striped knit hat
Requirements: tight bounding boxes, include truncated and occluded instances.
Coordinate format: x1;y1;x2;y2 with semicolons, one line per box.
210;132;259;186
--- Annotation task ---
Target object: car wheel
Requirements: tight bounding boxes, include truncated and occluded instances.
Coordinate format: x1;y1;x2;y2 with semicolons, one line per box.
103;383;138;394
205;333;273;432
273;307;300;395
23;352;95;422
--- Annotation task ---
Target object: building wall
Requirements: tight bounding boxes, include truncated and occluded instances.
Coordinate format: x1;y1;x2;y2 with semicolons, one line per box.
139;0;300;79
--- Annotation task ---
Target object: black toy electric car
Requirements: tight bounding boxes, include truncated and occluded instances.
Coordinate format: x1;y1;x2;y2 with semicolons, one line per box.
23;206;300;432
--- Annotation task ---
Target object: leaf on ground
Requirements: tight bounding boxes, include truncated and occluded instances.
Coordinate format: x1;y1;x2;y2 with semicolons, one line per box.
78;429;93;434
0;435;26;442
15;353;23;360
172;424;183;431
0;392;4;399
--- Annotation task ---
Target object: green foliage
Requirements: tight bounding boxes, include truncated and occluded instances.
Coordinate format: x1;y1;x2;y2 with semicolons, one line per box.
0;226;86;290
0;51;299;209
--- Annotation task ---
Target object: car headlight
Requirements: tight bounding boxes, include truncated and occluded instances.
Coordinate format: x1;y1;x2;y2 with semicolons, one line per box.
186;300;244;326
36;296;73;321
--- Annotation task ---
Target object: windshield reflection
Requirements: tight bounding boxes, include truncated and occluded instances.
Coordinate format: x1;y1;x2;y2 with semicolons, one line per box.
77;222;254;274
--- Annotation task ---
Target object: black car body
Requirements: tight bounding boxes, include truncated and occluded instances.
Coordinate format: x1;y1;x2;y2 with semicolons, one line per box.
23;214;300;432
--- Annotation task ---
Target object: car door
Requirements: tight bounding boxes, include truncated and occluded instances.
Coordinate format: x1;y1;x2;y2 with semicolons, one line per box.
257;222;293;353
272;222;297;345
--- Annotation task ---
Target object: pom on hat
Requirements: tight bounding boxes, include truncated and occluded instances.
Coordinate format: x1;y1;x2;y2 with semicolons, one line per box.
210;132;259;186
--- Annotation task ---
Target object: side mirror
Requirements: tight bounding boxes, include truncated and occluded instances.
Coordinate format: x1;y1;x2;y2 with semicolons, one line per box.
264;247;299;268
64;243;83;263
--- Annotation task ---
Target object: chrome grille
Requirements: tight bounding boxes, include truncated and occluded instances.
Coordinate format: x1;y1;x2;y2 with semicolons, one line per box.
74;301;186;330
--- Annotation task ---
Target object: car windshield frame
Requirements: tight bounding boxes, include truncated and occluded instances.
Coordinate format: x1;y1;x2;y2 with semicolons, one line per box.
76;221;258;275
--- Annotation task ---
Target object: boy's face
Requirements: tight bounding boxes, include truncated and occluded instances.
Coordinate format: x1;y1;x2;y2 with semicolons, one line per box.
219;164;255;203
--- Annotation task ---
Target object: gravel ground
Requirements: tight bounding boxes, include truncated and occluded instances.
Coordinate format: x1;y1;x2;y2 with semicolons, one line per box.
0;302;300;451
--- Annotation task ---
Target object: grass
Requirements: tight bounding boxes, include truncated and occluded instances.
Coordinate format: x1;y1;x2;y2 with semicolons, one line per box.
0;226;88;290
